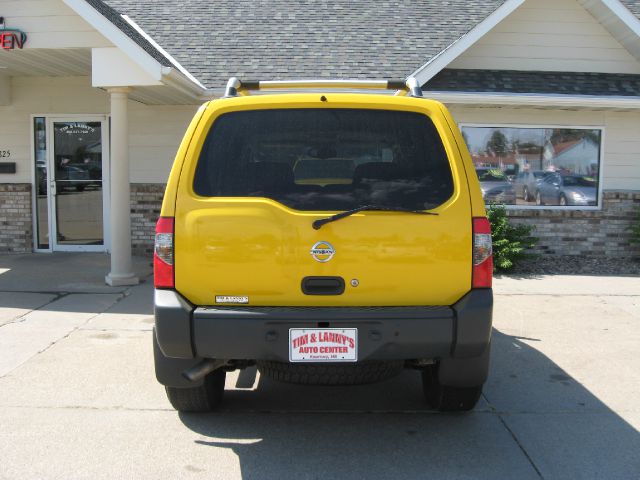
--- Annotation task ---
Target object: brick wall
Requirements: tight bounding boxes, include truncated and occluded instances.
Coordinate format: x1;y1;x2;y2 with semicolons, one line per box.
129;186;639;259
2;183;638;258
508;191;640;257
130;183;165;256
0;184;33;254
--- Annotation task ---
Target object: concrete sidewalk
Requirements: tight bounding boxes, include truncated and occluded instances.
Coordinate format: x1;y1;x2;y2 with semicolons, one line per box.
0;252;152;293
0;253;638;479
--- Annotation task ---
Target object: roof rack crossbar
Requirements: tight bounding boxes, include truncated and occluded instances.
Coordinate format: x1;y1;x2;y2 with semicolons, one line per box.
223;77;423;98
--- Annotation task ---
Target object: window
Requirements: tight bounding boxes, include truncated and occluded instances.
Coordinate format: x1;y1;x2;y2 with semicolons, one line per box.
194;109;454;211
33;117;49;249
461;126;602;207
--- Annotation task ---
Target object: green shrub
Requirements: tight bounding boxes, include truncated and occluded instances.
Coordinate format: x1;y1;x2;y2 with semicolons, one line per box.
487;204;537;272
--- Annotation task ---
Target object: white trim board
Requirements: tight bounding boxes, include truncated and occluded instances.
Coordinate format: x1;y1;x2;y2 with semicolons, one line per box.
410;0;526;86
598;0;640;37
61;0;205;98
424;91;640;109
121;15;205;90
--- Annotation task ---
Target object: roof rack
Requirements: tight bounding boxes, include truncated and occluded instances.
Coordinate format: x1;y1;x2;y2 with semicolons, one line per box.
223;77;423;98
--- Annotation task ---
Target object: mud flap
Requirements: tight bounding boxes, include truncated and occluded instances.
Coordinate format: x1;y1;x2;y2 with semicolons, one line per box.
438;341;491;388
153;329;205;388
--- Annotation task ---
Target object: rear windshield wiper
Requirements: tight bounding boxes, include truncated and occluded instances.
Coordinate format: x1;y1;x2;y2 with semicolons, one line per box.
312;205;438;230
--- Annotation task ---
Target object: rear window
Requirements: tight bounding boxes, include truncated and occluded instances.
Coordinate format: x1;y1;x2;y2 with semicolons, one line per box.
193;109;454;211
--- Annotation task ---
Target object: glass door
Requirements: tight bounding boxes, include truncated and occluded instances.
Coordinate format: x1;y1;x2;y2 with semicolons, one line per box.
47;118;109;252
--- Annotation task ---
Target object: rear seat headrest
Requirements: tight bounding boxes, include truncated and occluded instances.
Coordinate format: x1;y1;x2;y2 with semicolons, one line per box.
247;162;294;191
353;162;405;184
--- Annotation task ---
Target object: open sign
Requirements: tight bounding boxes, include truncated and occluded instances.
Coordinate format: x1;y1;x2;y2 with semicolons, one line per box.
0;22;27;50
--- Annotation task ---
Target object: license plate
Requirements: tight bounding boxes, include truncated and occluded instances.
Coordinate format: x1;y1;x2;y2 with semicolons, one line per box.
289;328;358;362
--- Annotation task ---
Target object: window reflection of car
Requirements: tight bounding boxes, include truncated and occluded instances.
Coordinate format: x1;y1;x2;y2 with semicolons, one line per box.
513;171;545;202
535;173;597;206
475;167;516;204
293;159;355;186
36;161;47;195
56;164;90;192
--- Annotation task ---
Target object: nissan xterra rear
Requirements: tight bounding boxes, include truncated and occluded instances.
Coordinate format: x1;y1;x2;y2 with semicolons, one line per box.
153;78;493;412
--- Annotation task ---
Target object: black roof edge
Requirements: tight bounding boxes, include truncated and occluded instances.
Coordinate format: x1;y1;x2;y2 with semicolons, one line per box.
423;69;640;97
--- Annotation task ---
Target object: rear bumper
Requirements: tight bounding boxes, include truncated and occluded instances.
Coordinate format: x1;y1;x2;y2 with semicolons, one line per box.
154;288;493;362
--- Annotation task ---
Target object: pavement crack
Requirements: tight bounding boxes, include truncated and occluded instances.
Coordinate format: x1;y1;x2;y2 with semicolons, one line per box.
0;292;69;328
0;292;127;380
482;392;545;479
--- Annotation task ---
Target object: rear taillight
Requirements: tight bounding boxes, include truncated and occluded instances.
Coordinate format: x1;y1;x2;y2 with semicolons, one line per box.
472;217;493;288
154;217;174;288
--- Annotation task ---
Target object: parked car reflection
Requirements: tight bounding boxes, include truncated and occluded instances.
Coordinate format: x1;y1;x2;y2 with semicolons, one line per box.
56;164;91;193
475;167;516;204
535;173;597;206
513;171;545;202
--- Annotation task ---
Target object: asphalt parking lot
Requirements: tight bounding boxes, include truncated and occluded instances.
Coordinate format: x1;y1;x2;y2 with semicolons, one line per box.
0;253;638;480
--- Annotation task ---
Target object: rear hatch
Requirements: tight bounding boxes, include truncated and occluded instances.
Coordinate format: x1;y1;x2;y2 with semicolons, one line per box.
175;99;472;306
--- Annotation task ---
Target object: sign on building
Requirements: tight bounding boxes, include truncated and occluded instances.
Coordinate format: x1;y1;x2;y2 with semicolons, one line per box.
0;17;27;50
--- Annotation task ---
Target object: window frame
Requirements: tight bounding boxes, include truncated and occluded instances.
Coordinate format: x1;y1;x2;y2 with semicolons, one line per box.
459;123;605;211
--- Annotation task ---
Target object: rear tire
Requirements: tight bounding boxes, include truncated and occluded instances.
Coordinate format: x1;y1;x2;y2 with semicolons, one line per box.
535;191;543;206
258;360;403;385
422;364;483;412
165;368;226;412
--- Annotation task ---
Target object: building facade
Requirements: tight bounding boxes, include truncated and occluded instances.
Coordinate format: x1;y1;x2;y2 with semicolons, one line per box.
1;0;639;282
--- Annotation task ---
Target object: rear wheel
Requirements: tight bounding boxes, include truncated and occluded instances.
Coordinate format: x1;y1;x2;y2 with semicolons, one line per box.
165;368;226;412
422;364;483;412
535;191;543;206
559;194;567;206
258;360;403;385
522;186;530;202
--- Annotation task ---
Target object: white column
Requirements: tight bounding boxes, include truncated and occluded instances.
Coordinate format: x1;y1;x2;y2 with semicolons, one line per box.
105;87;138;286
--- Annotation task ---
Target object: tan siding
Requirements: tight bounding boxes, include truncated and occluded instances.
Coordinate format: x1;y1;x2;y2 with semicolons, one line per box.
448;107;605;126
0;76;197;184
4;0;112;49
1;0;74;16
128;106;198;184
1;77;636;191
448;105;640;191
602;112;640;190
0;77;108;184
449;0;640;74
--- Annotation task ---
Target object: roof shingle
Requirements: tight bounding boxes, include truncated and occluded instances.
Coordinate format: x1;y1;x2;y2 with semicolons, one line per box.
621;0;640;17
84;0;640;92
99;0;505;89
424;69;640;97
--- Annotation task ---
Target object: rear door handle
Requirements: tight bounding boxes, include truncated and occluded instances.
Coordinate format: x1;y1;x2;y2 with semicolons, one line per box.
301;276;345;295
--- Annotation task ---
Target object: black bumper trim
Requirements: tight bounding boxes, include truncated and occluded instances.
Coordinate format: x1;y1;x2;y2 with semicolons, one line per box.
193;311;453;362
154;289;493;362
451;289;493;358
154;289;195;358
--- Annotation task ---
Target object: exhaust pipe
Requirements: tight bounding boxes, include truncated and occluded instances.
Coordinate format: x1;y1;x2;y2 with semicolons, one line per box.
182;359;226;382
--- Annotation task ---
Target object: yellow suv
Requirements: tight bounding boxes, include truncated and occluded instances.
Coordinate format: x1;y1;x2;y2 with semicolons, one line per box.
153;78;493;412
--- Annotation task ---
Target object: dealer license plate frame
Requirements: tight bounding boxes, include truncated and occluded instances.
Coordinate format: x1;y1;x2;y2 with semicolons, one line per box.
289;328;358;363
